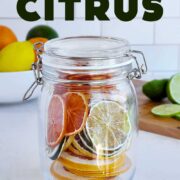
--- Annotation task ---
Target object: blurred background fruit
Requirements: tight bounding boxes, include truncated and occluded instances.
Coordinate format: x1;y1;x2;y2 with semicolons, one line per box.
0;41;35;72
26;25;59;40
29;37;48;45
0;25;18;50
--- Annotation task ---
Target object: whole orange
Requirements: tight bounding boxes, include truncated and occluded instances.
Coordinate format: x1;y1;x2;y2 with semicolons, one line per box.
29;37;48;62
0;25;18;50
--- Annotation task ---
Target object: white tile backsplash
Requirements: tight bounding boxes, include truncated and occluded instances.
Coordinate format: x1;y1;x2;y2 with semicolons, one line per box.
155;19;180;44
162;0;180;17
132;45;179;71
47;19;101;38
0;0;180;71
102;20;154;44
0;0;19;18
0;19;47;41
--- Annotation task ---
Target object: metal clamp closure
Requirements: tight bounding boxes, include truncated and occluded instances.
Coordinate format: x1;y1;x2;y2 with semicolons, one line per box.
127;50;148;80
23;42;44;101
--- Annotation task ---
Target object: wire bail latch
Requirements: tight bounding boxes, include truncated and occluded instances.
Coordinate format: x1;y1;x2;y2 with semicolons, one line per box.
127;50;148;80
23;42;44;101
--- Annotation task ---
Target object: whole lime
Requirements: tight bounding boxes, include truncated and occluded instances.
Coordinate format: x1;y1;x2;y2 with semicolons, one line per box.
143;79;169;101
0;41;35;72
26;25;59;40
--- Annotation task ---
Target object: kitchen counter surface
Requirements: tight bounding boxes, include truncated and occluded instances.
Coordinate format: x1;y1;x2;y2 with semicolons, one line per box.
0;100;180;180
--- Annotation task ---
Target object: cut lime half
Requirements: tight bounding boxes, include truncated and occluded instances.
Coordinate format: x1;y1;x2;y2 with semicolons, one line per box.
151;104;180;117
167;73;180;104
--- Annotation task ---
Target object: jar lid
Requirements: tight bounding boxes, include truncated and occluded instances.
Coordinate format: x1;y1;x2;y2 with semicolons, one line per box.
42;36;132;70
24;37;147;101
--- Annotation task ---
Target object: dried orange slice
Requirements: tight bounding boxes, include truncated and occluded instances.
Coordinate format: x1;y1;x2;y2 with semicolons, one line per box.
47;95;66;148
59;151;125;172
64;93;88;136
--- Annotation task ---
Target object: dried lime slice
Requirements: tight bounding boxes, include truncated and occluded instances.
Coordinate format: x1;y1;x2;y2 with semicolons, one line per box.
167;73;180;104
86;101;131;151
151;104;180;117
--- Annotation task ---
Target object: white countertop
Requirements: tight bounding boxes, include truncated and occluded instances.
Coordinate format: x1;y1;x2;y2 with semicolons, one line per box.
0;100;180;180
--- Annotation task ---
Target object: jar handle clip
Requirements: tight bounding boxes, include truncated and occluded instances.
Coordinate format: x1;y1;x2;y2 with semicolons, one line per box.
23;42;44;101
127;50;148;80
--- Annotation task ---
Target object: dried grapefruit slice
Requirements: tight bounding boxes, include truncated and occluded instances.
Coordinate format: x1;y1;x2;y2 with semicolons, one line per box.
64;93;88;136
47;95;66;148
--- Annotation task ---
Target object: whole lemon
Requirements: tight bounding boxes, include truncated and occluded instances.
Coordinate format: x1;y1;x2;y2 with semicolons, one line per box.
0;41;35;72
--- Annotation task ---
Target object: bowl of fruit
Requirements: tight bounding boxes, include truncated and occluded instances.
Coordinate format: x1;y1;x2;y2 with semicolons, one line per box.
0;25;59;103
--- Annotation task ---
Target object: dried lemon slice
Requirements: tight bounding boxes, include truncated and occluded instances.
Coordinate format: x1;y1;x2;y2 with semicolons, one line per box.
59;151;125;172
67;156;131;178
86;101;131;151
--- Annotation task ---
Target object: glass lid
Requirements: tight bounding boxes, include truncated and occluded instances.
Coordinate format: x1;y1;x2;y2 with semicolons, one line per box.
42;36;133;70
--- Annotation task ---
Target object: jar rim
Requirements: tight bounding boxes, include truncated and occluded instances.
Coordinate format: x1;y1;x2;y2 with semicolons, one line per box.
44;36;130;59
42;36;133;71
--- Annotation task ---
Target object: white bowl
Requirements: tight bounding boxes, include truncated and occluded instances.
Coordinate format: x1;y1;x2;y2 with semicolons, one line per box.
0;71;41;104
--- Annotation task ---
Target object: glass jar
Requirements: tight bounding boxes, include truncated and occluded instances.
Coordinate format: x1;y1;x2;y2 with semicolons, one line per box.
33;37;147;180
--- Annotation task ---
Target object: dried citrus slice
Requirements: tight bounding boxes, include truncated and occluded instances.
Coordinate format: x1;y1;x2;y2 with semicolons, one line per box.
68;144;96;159
47;137;66;160
63;136;75;151
59;151;125;172
72;135;97;159
64;93;88;136
68;145;83;157
67;156;131;178
86;101;131;151
47;95;66;148
50;159;89;180
78;132;130;159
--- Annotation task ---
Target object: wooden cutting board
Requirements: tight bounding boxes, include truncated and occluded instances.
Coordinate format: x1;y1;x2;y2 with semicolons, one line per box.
133;80;180;139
